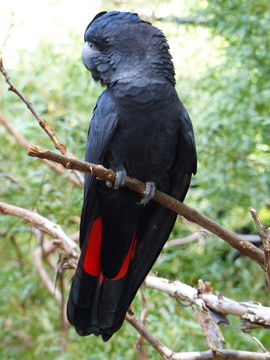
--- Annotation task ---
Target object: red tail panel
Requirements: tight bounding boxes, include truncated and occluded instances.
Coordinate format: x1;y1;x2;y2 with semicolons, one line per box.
112;234;136;280
83;218;136;281
83;217;102;276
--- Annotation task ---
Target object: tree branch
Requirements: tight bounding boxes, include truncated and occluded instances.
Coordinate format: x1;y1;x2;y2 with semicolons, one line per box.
32;239;69;342
126;310;174;359
2;54;269;358
126;310;270;360
0;59;84;185
0;114;82;188
2;201;270;327
27;144;265;269
145;276;270;328
33;244;62;306
250;208;270;290
0;201;79;259
1;202;270;357
134;289;149;358
166;230;207;247
0;59;66;153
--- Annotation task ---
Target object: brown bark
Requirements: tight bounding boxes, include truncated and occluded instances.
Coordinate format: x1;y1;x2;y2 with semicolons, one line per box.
0;114;82;188
126;311;270;360
28;145;265;268
0;59;84;185
0;201;79;258
250;208;270;290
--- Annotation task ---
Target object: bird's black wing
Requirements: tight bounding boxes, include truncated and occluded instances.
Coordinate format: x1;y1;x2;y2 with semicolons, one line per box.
79;89;119;248
116;102;197;319
67;89;119;335
68;94;196;341
170;103;197;200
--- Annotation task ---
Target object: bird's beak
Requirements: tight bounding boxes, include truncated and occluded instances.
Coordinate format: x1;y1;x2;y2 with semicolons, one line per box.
82;42;94;71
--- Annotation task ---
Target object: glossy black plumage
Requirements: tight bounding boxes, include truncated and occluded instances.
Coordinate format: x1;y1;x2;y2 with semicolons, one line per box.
67;11;197;341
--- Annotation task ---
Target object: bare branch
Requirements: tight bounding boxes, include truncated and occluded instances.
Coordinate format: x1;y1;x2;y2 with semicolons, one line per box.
126;310;174;359
33;241;69;339
33;244;62;305
166;231;207;247
0;166;26;189
252;336;269;353
34;229;57;269
192;307;225;349
0;59;84;185
167;232;261;249
126;310;270;360
145;276;270;328
59;270;68;352
0;60;66;153
2;199;269;329
240;234;261;243
0;114;82;188
1;202;270;357
28;144;266;269
250;208;270;290
10;236;25;273
135;289;149;358
0;201;79;259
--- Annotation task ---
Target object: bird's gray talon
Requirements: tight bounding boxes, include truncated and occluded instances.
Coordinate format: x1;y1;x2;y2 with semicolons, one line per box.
106;180;113;188
139;182;156;206
113;169;127;190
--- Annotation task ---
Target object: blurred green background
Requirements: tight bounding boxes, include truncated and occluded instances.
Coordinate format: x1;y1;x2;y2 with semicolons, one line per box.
0;0;270;359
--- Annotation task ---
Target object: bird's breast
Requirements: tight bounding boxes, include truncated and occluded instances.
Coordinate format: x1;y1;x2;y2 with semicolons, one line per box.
105;110;179;190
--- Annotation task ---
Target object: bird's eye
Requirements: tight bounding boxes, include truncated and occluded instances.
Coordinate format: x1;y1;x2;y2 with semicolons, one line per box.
88;41;100;53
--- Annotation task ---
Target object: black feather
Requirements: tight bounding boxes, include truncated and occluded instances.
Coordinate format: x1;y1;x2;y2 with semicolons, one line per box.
67;11;197;340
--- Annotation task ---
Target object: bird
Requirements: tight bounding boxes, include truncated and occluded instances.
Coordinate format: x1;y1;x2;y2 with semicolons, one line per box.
67;11;197;341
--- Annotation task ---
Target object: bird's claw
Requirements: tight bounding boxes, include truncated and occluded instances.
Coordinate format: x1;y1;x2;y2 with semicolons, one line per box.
106;180;113;188
106;169;127;190
139;182;156;206
114;169;127;189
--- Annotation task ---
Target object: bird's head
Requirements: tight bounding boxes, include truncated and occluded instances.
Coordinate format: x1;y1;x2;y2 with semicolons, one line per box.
82;11;175;87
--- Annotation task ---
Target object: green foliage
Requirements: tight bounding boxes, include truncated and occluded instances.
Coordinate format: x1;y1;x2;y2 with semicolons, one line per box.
0;1;270;358
191;0;270;228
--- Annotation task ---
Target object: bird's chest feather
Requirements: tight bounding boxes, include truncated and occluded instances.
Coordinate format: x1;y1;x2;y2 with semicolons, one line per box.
104;108;179;187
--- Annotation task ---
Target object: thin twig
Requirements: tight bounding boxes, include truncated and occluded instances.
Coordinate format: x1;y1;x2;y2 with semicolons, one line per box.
166;231;207;247
249;208;270;290
0;166;26;190
33;245;62;305
1;203;270;357
2;201;270;328
126;310;173;359
59;271;68;353
0;60;66;153
33;243;69;335
126;310;270;360
0;114;82;188
135;289;149;358
0;59;84;185
145;276;270;328
27;145;266;269
0;201;79;259
252;336;268;353
10;236;25;274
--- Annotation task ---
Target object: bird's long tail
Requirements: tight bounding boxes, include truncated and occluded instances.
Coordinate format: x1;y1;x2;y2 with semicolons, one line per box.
67;197;177;341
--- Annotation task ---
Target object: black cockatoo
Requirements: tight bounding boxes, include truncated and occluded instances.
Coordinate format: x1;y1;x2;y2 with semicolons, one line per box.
67;11;197;341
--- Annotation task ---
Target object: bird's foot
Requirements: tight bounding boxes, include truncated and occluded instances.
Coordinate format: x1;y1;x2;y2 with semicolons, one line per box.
106;169;127;190
138;182;156;206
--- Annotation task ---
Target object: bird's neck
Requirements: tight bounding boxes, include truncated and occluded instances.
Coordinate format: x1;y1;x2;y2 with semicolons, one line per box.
109;77;174;106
